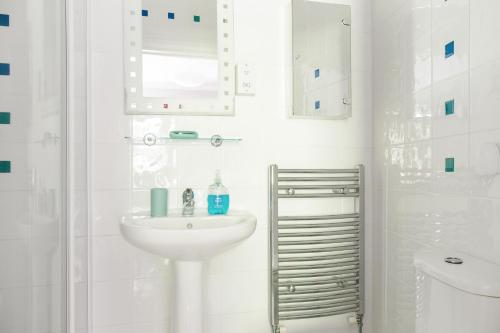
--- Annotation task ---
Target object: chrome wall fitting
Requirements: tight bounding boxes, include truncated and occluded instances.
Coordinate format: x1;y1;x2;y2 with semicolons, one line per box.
445;257;464;265
210;135;224;147
143;133;157;146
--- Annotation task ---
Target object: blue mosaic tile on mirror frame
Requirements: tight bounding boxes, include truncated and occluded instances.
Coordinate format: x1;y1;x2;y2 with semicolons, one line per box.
142;9;149;17
0;14;9;27
0;63;10;75
168;12;175;20
315;100;321;110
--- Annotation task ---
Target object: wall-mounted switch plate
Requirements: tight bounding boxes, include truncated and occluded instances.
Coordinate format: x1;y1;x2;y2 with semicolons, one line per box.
236;63;255;95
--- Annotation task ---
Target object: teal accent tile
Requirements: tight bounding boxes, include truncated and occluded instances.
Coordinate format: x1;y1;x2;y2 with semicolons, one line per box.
194;15;201;23
0;112;10;124
445;41;455;58
445;157;455;173
0;161;11;173
445;99;455;116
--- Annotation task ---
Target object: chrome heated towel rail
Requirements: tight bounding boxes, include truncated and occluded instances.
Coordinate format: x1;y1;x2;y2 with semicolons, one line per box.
269;165;364;333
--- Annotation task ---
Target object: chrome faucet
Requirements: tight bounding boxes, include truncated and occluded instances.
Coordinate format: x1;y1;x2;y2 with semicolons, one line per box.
182;188;195;216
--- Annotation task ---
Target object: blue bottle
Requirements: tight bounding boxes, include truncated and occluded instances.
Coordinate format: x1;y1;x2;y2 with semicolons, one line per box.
207;170;229;215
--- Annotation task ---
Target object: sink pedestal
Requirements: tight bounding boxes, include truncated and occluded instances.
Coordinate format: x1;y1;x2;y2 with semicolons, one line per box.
172;261;204;333
120;211;257;333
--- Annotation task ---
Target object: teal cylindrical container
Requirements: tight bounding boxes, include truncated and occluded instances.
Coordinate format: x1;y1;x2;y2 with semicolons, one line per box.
151;188;168;217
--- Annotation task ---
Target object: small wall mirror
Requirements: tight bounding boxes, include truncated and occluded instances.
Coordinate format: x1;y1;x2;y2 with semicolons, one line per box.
123;0;235;115
291;0;352;119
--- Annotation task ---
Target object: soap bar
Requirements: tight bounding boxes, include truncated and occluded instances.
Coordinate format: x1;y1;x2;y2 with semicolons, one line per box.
169;131;199;139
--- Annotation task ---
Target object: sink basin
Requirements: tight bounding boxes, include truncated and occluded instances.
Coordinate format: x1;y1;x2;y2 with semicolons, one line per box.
120;210;256;260
119;210;257;333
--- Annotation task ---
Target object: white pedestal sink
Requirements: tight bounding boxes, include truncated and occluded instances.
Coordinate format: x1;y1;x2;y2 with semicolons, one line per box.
120;210;257;333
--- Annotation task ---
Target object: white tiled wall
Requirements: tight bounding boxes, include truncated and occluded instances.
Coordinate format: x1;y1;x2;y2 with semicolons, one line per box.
373;0;500;332
90;0;373;332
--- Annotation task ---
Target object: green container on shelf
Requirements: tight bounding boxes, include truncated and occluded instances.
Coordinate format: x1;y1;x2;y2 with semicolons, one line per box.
169;131;199;139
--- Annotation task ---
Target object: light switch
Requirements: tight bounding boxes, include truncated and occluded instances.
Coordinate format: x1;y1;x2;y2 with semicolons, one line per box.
236;63;255;95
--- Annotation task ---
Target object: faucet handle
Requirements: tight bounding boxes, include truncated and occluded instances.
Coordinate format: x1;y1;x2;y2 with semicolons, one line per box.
183;188;194;202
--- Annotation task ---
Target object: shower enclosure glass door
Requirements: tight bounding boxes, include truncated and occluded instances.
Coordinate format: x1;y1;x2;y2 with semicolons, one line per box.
0;1;69;332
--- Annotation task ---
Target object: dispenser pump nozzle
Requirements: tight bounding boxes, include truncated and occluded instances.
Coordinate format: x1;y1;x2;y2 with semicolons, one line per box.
214;169;222;184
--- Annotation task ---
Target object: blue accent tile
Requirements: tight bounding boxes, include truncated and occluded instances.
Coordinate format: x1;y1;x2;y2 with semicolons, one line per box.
168;12;175;20
445;99;455;116
142;9;149;17
0;112;10;124
445;158;455;173
0;161;11;173
0;63;10;76
445;41;455;58
0;14;9;27
314;69;320;78
315;100;321;110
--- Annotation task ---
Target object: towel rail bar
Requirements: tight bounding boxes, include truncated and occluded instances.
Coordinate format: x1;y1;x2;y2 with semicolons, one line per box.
279;222;360;230
278;278;359;288
278;169;359;174
278;213;359;221
279;306;359;320
279;253;359;262
278;193;359;199
278;267;359;280
277;277;358;288
278;237;359;246
280;285;358;296
279;298;359;312
279;260;359;271
278;184;359;190
278;244;359;254
278;221;360;229
278;176;359;182
279;229;359;238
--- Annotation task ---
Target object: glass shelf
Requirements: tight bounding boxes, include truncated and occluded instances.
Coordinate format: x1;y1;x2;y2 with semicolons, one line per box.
124;134;242;147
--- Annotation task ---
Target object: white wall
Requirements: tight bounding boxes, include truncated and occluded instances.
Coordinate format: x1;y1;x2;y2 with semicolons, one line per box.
373;0;500;332
90;0;373;332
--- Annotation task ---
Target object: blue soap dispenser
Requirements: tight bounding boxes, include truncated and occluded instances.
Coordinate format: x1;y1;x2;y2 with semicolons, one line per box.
207;170;230;215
